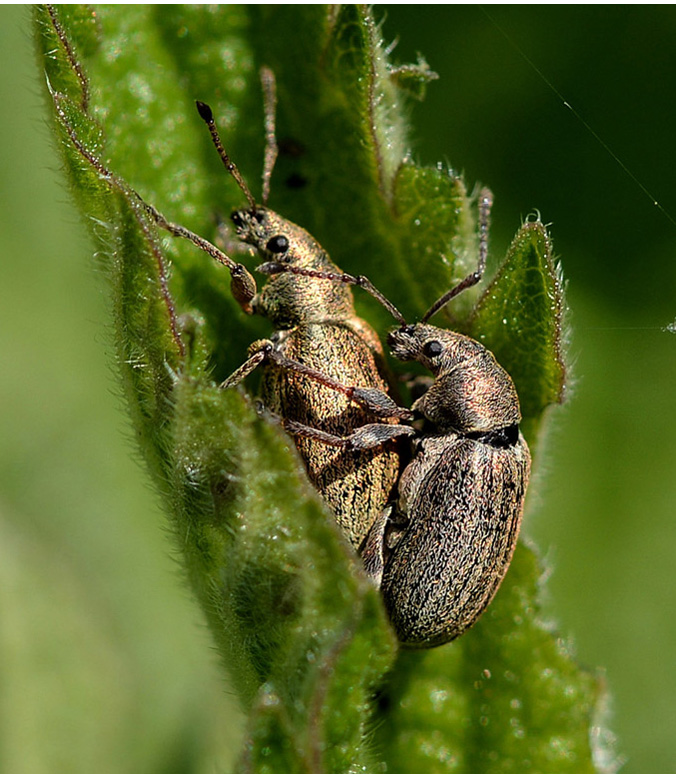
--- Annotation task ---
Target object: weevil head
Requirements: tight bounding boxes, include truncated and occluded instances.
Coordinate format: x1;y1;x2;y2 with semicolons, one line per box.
231;207;354;327
231;207;339;271
388;324;484;374
388;323;521;433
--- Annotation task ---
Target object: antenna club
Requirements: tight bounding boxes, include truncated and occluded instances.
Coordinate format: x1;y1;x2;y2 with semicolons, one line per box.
195;100;213;123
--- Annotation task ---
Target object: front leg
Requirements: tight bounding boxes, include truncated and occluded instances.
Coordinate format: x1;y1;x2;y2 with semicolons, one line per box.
138;199;258;315
221;341;413;421
360;505;409;585
219;340;273;389
279;415;415;451
255;400;414;452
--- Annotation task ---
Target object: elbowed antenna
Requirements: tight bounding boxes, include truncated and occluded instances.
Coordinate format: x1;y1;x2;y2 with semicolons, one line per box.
256;185;494;331
257;262;408;327
422;187;493;323
195;100;257;211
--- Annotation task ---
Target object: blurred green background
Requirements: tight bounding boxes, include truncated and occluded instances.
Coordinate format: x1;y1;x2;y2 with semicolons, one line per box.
1;5;675;773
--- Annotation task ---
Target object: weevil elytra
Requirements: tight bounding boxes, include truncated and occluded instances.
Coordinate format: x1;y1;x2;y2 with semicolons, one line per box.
137;71;412;551
264;190;531;647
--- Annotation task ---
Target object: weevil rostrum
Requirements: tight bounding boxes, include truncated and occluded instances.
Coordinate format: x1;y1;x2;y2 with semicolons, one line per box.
264;190;531;647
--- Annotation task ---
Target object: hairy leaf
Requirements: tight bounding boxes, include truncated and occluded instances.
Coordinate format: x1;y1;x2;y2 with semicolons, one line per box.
33;5;608;772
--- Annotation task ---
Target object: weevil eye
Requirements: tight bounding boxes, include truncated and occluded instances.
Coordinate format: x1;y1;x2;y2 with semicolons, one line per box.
423;340;443;358
266;235;289;254
254;210;266;223
231;211;244;227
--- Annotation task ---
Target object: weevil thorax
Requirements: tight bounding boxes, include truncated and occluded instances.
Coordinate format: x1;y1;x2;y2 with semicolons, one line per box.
388;323;521;435
231;207;355;329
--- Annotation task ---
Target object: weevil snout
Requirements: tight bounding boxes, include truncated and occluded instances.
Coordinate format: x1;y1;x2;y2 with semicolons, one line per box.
231;206;267;235
387;323;414;343
387;324;419;361
230;210;244;228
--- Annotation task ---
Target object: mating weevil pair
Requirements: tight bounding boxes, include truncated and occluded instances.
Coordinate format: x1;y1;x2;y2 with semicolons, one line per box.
139;72;531;648
259;192;531;647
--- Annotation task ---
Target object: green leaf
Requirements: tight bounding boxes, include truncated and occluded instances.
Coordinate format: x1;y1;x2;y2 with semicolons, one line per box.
470;220;567;443
33;4;610;772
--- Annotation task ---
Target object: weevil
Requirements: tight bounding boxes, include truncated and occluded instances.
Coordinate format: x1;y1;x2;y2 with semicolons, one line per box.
133;70;412;550
56;62;411;547
371;320;531;646
264;190;531;646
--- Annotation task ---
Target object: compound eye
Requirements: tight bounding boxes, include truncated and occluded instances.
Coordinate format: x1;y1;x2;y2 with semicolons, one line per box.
254;210;266;223
230;211;244;228
423;340;443;359
266;234;289;254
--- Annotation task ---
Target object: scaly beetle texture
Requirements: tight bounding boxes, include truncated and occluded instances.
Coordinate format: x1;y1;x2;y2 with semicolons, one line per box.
127;71;411;552
373;320;531;646
264;190;531;647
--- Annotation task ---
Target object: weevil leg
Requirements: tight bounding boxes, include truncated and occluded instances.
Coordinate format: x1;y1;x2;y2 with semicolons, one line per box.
360;505;410;585
221;342;413;420
258;408;415;451
219;342;272;389
139;200;257;314
360;508;390;585
220;343;412;422
50;88;257;315
265;349;413;420
284;417;414;450
257;263;406;325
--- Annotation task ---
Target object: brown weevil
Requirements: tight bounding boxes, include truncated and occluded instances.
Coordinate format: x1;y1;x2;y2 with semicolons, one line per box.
370;318;531;647
265;190;531;647
129;70;412;551
375;192;531;646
